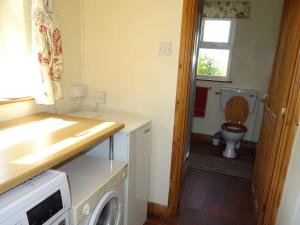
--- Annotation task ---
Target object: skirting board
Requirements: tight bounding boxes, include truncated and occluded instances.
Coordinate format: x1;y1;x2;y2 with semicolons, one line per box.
191;133;257;150
147;202;169;219
147;161;189;219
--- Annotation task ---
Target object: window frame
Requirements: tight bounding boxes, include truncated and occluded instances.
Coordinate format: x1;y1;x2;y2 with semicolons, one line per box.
0;97;34;105
197;18;236;81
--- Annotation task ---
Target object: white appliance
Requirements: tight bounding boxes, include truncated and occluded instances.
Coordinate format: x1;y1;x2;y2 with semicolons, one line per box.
0;170;71;225
57;155;128;225
67;110;152;225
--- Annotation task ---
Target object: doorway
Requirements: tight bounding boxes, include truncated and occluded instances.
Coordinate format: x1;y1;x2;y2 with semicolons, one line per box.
168;0;300;224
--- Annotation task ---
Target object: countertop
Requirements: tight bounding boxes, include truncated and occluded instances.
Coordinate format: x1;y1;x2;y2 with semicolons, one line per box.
68;110;151;134
0;112;124;194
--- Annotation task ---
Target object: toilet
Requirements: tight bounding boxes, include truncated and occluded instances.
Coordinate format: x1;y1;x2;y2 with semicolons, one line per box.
220;87;258;158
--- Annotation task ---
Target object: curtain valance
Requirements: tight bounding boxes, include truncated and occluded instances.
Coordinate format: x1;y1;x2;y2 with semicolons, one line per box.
203;1;251;19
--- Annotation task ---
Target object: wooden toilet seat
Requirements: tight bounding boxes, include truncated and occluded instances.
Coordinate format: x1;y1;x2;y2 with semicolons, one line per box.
224;96;249;124
222;96;249;133
222;122;248;133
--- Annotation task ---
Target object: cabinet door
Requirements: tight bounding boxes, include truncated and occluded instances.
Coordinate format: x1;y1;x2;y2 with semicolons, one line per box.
127;124;151;225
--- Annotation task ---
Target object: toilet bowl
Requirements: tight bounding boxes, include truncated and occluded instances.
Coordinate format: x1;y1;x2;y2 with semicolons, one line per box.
221;95;249;158
221;122;247;158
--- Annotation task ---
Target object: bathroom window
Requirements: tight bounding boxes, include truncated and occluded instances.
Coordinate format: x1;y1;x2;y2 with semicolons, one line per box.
197;18;235;81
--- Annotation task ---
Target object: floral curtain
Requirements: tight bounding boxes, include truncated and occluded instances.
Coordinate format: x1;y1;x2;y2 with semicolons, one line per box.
203;1;251;19
32;0;63;105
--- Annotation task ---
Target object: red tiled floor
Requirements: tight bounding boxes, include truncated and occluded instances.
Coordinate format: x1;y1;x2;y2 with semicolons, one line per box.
145;140;256;225
178;168;256;225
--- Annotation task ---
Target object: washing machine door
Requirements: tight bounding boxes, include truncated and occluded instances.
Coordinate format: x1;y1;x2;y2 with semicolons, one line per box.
89;188;124;225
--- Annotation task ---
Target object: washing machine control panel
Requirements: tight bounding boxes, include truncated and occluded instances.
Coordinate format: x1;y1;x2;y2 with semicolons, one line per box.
0;170;71;225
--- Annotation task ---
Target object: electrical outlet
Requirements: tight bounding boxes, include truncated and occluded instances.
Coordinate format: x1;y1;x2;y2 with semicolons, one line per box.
70;84;87;98
159;41;172;56
93;91;106;104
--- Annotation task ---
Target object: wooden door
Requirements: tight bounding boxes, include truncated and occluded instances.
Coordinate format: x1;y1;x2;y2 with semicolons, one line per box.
252;0;300;224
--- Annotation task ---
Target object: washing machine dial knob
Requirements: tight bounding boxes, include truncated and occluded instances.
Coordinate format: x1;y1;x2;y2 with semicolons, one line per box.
83;203;91;216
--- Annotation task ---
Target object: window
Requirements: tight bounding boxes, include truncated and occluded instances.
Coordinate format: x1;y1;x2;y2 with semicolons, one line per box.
197;18;235;81
0;0;35;102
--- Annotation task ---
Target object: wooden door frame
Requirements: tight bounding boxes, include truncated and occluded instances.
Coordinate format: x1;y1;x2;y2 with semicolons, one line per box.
165;0;300;223
167;0;200;217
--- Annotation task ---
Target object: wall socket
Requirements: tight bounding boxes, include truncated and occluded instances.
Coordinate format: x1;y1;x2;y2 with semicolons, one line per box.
93;91;106;104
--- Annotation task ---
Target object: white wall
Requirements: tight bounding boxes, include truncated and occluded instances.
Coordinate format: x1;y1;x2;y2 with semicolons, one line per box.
82;0;183;205
276;124;300;225
0;0;82;122
192;0;284;142
53;0;83;97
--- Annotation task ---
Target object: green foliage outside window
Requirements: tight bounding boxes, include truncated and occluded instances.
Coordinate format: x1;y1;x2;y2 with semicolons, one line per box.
197;53;224;76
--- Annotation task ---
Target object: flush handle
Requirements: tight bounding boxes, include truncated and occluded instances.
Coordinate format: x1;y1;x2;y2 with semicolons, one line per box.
261;94;268;103
144;128;151;134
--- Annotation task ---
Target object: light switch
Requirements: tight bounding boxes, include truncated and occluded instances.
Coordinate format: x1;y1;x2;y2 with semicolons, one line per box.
159;41;172;56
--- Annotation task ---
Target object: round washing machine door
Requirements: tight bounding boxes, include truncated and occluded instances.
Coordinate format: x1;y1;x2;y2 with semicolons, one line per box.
89;188;124;225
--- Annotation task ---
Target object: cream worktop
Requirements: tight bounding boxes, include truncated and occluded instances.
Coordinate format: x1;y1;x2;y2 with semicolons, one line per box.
0;112;124;194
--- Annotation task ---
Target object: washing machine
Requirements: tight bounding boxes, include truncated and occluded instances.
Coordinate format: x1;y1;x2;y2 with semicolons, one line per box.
0;170;71;225
57;155;127;225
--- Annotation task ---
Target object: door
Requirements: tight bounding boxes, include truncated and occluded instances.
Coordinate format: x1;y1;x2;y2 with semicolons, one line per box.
252;0;300;224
